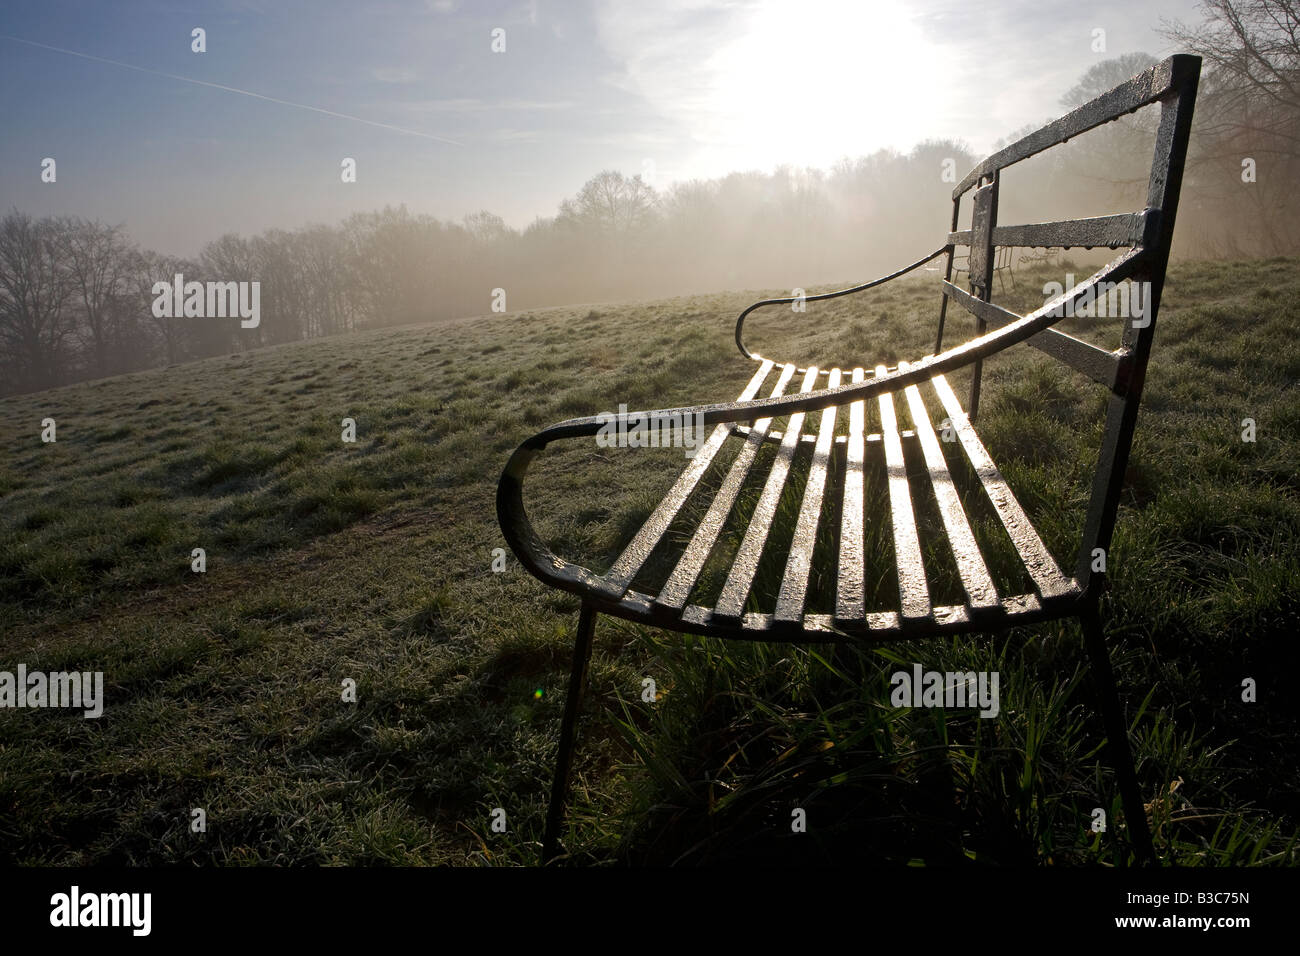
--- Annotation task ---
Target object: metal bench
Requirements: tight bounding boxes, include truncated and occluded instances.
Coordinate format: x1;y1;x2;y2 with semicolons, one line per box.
498;54;1200;866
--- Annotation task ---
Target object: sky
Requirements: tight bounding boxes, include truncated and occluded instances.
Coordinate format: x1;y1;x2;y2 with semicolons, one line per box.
0;0;1207;257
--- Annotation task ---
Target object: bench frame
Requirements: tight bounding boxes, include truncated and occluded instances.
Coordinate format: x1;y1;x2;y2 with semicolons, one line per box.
498;54;1200;866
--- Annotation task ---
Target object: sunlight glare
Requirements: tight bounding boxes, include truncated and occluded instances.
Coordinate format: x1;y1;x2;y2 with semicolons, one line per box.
699;1;945;173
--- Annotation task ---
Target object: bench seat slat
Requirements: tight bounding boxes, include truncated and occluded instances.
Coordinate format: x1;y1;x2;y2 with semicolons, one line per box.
654;362;798;612
900;363;1000;610
930;374;1073;600
598;359;775;599
878;364;931;622
713;366;821;620
774;368;842;623
834;368;868;624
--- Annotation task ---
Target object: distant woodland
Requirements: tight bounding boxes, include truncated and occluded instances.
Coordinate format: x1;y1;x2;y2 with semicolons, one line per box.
4;2;1298;394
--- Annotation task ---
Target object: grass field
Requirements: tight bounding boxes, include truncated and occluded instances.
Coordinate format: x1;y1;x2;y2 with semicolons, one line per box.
1;256;1297;865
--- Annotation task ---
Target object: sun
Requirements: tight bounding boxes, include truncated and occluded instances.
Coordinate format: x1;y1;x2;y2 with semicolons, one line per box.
698;1;947;173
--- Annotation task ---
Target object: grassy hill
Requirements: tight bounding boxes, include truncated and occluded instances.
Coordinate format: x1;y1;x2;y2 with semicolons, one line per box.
1;257;1297;865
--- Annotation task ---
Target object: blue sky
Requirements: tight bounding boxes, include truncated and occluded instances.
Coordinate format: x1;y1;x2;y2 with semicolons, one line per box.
0;0;1205;256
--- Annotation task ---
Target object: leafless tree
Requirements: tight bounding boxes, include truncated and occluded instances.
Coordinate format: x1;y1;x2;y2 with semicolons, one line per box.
139;249;187;366
59;218;135;377
1164;0;1299;147
0;211;76;391
1163;0;1300;253
558;170;658;238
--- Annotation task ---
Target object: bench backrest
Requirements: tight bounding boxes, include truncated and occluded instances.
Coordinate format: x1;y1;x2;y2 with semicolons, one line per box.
937;53;1200;597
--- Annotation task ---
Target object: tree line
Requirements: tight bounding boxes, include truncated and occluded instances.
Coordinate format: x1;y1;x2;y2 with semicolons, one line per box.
3;2;1298;395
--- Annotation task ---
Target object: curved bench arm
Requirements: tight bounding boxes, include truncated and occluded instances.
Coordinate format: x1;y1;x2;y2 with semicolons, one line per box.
735;245;952;360
499;245;1145;594
498;441;610;598
530;246;1143;447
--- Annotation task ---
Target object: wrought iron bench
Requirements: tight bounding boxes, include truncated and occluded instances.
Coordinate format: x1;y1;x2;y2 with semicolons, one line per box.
498;54;1200;866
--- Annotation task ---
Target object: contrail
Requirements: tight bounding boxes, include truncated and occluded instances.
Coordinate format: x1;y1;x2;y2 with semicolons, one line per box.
0;33;464;146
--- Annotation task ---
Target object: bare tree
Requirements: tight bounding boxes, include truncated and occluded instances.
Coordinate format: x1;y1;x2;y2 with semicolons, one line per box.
1164;0;1300;146
139;250;187;366
198;233;257;352
60;218;135;377
298;224;358;337
558;170;658;238
463;210;512;245
0;211;76;392
1163;0;1300;253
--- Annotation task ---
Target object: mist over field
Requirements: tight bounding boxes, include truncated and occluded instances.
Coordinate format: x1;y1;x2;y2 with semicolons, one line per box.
2;3;1297;397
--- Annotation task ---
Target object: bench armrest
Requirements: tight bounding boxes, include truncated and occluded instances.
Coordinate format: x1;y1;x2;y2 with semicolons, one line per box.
734;245;952;360
498;246;1144;594
520;246;1143;449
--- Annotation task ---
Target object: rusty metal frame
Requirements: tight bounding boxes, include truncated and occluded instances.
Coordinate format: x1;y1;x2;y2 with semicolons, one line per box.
500;54;1200;867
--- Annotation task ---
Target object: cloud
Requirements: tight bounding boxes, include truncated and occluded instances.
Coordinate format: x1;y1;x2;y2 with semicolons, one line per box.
591;0;954;175
590;0;1204;174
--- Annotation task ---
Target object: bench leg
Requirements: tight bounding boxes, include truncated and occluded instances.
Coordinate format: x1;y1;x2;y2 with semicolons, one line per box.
541;602;597;865
1081;608;1157;866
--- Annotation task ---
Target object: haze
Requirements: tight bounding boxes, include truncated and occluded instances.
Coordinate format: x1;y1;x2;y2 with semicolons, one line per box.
1;0;1202;256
